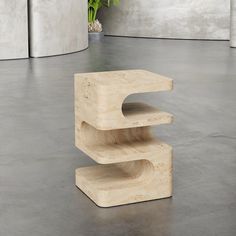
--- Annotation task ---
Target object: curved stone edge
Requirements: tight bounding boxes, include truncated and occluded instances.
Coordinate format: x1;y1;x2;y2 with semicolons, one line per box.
29;0;88;57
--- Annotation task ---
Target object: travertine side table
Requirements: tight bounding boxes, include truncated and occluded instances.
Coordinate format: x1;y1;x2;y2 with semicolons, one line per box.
74;70;173;207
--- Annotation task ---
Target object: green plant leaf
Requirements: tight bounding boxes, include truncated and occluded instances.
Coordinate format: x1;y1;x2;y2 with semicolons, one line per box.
88;0;120;23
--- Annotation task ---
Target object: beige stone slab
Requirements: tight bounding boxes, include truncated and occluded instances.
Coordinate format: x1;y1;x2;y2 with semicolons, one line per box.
75;153;172;207
74;70;173;130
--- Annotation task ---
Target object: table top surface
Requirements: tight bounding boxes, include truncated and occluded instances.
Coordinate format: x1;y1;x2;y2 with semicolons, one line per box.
75;70;173;87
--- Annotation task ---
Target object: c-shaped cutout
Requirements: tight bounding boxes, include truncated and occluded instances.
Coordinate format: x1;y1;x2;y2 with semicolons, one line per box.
119;92;173;129
113;159;155;188
78;159;155;190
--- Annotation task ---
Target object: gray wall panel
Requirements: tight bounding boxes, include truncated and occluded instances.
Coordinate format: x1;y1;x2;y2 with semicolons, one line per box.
101;0;230;40
0;0;28;59
230;0;236;46
29;0;88;57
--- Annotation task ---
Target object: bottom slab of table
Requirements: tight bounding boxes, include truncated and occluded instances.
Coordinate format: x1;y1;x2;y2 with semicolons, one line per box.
75;161;172;207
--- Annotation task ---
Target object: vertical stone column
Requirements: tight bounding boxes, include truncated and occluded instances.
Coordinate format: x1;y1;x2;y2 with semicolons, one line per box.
29;0;88;57
230;0;236;47
0;0;28;59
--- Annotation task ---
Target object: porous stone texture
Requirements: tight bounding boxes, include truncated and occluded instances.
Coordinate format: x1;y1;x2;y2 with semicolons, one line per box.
230;0;236;47
101;0;230;40
0;0;28;59
29;0;88;57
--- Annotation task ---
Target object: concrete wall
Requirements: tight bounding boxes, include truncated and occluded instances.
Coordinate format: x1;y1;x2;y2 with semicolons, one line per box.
101;0;230;40
230;0;236;46
0;0;28;59
29;0;88;57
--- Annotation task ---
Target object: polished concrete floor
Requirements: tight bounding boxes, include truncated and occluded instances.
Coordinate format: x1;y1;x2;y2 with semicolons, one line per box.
0;37;236;236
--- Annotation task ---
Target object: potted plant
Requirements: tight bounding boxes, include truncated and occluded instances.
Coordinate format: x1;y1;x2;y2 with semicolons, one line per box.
88;0;120;41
